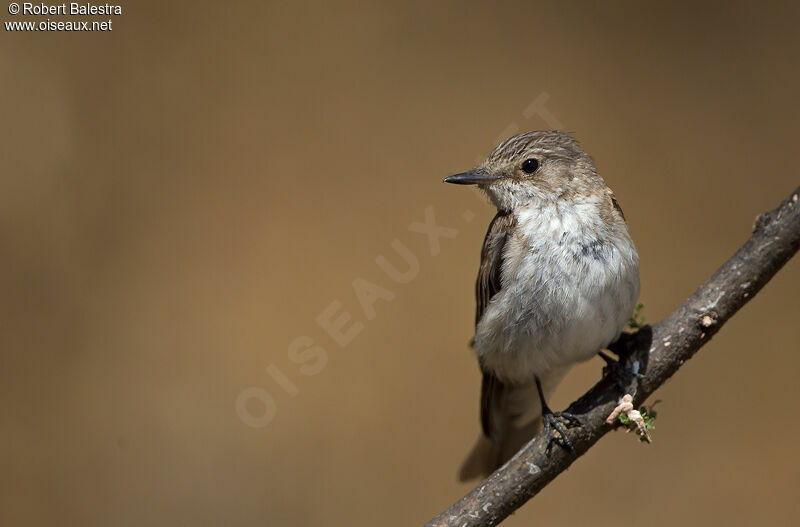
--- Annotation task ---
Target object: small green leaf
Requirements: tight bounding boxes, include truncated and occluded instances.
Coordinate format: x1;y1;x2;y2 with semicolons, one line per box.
617;404;659;442
628;303;646;329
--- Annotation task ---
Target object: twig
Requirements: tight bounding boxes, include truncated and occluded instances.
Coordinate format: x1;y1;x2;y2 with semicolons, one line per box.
424;185;800;527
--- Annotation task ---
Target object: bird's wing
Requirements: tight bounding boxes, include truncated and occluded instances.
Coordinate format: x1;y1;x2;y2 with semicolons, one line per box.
462;211;566;480
474;211;515;439
610;193;626;221
475;211;513;325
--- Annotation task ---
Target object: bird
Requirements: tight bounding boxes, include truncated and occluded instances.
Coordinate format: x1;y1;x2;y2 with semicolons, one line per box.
444;130;640;480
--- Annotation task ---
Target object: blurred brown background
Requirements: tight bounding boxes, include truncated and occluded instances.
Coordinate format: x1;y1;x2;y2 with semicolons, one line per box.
2;1;799;525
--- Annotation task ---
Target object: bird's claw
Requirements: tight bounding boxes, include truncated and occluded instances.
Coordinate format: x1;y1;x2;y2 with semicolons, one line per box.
542;411;582;455
599;351;643;393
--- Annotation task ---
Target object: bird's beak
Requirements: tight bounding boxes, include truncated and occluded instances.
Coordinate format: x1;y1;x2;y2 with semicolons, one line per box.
443;168;501;185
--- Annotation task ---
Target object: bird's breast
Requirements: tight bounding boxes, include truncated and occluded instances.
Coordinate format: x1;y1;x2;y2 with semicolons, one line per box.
474;202;639;383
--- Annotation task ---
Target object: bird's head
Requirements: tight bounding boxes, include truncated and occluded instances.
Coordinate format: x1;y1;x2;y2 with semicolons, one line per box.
445;131;600;212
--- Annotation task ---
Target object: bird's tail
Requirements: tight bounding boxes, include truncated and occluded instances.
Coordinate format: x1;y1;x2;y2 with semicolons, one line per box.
458;368;568;481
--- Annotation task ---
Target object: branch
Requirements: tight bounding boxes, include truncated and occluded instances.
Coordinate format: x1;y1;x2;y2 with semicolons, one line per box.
425;186;800;527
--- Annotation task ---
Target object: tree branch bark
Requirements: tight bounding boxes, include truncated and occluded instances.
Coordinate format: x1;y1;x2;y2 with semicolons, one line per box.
424;185;800;527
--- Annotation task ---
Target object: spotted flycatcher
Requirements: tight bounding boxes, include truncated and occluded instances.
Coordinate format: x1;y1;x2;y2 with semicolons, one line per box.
445;131;640;480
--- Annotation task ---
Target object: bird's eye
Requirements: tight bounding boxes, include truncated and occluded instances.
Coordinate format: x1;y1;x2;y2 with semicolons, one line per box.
521;158;539;174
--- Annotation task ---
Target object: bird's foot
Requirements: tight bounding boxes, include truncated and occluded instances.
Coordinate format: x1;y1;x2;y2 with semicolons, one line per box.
534;375;582;455
542;410;582;455
599;350;643;393
599;351;628;392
